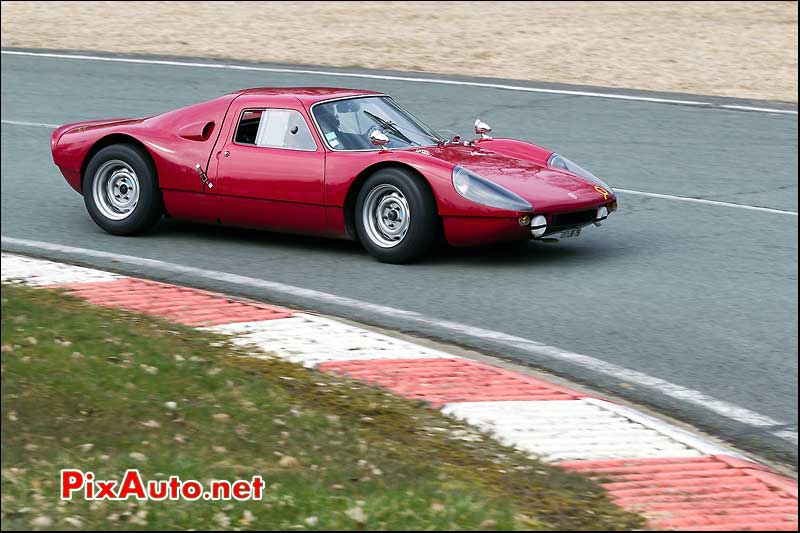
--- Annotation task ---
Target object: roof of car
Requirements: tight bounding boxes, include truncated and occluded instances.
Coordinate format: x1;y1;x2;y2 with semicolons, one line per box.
234;87;383;105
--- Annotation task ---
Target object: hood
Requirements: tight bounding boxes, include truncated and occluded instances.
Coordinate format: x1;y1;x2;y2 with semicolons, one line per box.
424;144;611;212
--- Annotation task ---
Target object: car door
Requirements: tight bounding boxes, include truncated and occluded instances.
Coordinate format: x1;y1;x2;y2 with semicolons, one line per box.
214;102;327;234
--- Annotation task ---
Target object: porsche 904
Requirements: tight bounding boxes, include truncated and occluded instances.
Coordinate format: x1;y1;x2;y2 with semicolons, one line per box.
51;88;617;263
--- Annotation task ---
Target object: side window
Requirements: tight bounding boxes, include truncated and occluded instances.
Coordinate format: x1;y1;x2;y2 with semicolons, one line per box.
234;108;316;151
234;110;262;145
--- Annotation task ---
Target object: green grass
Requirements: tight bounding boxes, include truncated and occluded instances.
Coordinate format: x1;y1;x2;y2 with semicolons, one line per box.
0;283;644;530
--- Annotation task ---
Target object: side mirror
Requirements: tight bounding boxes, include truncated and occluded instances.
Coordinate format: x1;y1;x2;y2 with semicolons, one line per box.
370;129;390;149
474;119;492;139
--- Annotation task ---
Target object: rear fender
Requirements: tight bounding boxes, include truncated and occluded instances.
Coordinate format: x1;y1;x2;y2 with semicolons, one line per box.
52;93;241;195
52;121;146;193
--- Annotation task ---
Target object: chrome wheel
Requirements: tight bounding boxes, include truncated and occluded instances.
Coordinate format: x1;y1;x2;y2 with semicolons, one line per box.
92;159;140;221
362;184;411;248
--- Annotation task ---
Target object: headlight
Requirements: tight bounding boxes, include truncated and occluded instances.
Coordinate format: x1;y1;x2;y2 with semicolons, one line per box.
452;166;533;211
547;153;614;193
530;215;547;237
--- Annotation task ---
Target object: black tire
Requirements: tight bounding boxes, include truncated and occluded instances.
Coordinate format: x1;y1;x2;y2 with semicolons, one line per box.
355;168;438;264
83;144;163;235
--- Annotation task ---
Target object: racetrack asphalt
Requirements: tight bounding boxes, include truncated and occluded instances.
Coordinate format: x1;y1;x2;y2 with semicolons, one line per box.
1;50;797;467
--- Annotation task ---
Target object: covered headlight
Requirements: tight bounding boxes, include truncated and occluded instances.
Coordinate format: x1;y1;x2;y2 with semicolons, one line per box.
452;166;533;211
547;153;614;193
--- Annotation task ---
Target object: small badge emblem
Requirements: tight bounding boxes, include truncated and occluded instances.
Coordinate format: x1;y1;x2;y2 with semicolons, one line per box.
594;185;610;200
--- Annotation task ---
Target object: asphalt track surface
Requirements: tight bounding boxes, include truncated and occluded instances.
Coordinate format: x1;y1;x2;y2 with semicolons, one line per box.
1;50;797;466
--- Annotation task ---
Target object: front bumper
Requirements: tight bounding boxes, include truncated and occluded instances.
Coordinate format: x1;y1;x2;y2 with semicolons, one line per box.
535;200;617;238
442;200;617;247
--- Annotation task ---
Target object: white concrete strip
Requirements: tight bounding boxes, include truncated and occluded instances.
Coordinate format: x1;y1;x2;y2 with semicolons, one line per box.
0;119;59;129
616;188;798;216
2;50;797;116
584;398;749;461
1;252;125;285
206;313;456;367
443;400;713;462
3;119;794;217
3;236;796;446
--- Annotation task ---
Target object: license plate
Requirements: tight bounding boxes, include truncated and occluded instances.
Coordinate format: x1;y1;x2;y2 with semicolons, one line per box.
559;228;581;239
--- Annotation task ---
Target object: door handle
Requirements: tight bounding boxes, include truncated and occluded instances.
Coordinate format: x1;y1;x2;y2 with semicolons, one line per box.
195;163;213;189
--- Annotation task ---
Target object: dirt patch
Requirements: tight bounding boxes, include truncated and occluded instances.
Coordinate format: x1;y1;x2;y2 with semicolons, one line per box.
1;1;797;102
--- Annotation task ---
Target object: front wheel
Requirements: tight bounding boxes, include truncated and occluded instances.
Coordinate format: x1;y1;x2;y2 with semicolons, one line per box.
355;168;438;264
83;144;163;235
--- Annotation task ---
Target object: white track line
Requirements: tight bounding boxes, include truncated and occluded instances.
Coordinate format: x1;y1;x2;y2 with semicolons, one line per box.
2;236;796;446
2;120;795;216
1;119;58;128
2;50;797;115
615;188;798;216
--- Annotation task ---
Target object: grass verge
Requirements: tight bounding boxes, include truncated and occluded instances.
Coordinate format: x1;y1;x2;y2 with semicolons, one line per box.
1;283;644;530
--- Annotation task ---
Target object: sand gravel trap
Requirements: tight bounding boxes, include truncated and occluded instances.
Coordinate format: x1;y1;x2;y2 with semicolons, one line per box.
1;1;797;102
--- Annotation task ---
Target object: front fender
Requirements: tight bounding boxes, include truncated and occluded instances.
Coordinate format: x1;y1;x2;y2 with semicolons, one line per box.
325;148;531;219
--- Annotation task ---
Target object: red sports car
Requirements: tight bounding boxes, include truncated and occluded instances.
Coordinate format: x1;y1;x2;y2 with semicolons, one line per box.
51;88;617;263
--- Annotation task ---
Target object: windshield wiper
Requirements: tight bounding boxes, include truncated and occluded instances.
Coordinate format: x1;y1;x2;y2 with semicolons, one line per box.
362;110;416;145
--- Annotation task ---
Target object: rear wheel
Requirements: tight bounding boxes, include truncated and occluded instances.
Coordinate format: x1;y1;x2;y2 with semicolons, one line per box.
83;144;163;235
355;168;438;264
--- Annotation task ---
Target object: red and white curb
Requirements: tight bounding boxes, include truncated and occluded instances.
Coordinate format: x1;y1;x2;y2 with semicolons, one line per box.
2;252;797;531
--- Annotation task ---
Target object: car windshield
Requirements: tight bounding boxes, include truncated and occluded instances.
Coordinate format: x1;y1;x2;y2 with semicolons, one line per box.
313;96;443;150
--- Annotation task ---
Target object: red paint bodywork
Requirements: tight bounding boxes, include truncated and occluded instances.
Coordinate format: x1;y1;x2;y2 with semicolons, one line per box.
51;87;617;247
